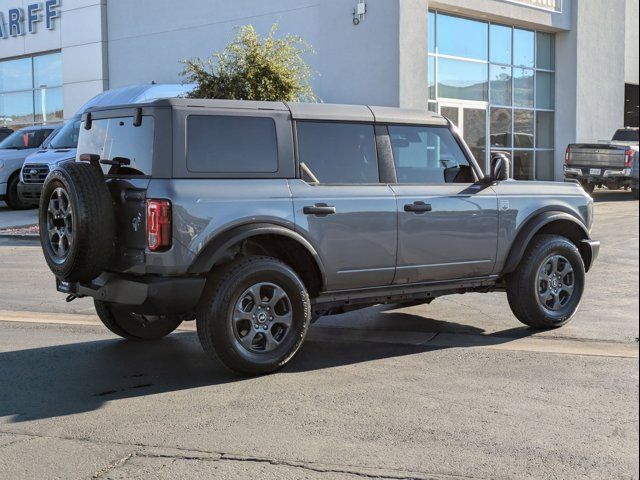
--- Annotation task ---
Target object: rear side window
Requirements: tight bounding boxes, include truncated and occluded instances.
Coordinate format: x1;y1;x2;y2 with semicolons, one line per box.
389;125;473;184
187;115;278;173
77;116;154;176
296;122;378;183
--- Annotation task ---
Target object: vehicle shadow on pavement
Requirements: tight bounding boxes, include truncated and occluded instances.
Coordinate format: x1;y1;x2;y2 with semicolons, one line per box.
0;314;537;423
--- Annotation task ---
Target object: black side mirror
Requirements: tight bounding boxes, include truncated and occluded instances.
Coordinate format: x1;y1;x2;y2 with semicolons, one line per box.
490;152;511;182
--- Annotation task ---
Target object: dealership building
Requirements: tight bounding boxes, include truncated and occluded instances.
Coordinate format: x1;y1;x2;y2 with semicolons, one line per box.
1;0;638;180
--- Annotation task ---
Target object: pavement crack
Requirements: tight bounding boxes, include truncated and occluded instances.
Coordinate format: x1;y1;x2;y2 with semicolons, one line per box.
92;451;138;479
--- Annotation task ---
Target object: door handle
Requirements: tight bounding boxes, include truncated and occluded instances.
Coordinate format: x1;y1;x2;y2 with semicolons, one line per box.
404;201;432;213
303;204;336;216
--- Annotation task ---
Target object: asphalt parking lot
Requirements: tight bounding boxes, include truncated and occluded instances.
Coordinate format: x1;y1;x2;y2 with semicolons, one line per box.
0;190;638;479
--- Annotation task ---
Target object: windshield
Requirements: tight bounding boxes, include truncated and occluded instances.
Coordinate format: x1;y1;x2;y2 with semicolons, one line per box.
49;119;81;149
0;128;54;150
612;129;639;142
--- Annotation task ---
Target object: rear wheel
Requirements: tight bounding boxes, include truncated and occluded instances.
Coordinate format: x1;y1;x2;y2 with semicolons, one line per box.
94;300;183;340
5;173;34;210
196;256;311;376
507;234;585;329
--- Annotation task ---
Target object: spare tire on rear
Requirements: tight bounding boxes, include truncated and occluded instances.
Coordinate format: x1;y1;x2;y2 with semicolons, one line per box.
39;161;115;282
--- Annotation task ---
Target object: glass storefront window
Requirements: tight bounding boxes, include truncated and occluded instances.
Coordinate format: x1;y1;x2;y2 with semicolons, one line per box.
490;65;512;106
513;150;534;180
428;11;436;54
536;32;555;70
514;110;534;148
428;56;436;100
536;111;554;148
536;71;555;109
0;92;35;126
0;58;33;92
35;87;64;124
490;108;512;148
490;24;512;65
513;68;534;107
513;28;535;68
437;57;488;101
535;151;555;181
34;53;63;88
437;14;488;61
0;52;62;129
430;11;555;180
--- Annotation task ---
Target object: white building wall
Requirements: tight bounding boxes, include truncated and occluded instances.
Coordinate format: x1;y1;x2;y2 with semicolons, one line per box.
106;0;401;107
625;0;639;85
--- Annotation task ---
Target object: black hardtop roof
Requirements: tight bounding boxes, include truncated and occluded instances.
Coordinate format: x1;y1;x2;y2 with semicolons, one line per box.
85;98;450;126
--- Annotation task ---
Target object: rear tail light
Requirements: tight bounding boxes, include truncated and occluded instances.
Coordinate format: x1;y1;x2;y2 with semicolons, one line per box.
147;199;171;252
624;149;635;168
564;146;571;165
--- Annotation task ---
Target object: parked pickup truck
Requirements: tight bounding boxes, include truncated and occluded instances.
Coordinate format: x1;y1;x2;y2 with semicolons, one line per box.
565;128;639;198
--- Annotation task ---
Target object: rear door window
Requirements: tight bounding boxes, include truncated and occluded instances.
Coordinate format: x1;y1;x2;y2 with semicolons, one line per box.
296;122;378;183
187;115;278;173
77;116;155;176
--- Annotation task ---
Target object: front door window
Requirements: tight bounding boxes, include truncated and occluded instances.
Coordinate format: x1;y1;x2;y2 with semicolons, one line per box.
439;102;488;172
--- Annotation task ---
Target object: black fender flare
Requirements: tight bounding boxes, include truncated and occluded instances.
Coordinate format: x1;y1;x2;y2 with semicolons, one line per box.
187;222;327;286
502;211;591;275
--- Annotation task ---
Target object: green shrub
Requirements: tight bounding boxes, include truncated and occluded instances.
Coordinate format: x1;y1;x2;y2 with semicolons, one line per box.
182;24;317;102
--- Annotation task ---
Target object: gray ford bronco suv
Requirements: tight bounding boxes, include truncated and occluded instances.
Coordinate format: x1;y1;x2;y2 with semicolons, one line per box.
39;99;600;375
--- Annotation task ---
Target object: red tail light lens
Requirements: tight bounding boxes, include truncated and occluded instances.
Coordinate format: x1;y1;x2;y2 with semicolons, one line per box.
147;200;171;252
564;146;571;165
624;149;635;168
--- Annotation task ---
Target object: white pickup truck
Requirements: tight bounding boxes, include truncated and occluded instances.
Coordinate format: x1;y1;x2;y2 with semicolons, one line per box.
565;128;639;198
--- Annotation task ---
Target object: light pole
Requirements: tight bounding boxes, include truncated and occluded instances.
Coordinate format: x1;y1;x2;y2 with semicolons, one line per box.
39;84;47;124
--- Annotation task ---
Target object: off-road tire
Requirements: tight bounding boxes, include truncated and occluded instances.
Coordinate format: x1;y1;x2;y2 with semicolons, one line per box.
196;256;311;376
94;300;183;340
507;234;585;329
39;161;115;282
5;173;34;210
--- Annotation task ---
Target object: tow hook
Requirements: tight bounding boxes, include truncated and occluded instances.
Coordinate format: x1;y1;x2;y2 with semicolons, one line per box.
65;294;78;303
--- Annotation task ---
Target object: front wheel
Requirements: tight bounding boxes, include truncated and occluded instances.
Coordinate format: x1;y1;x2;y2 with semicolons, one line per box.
5;174;35;210
196;256;311;376
506;234;585;329
94;301;183;340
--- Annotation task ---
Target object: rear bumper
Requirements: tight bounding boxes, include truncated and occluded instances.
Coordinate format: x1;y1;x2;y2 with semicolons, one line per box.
17;181;44;203
565;167;635;183
580;239;600;273
57;273;206;314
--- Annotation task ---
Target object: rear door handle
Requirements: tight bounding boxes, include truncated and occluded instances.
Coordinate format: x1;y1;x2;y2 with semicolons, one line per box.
303;204;336;216
404;201;432;213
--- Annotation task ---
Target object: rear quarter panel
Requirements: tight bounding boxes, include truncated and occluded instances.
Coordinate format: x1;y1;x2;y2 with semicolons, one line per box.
145;179;295;275
491;180;593;274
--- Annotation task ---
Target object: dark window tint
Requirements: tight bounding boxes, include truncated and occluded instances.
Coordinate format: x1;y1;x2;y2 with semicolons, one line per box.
389;126;472;184
0;128;53;150
187;115;278;173
77;116;155;176
296;122;378;183
612;129;639;142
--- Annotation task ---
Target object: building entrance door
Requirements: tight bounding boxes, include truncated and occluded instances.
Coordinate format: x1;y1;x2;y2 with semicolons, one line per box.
439;102;489;173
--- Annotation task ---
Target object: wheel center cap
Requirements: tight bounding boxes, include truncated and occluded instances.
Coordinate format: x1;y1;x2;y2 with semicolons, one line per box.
551;279;559;288
256;311;268;324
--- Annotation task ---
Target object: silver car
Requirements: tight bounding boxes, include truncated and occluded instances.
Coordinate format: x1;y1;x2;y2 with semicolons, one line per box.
0;125;58;209
38;99;600;375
